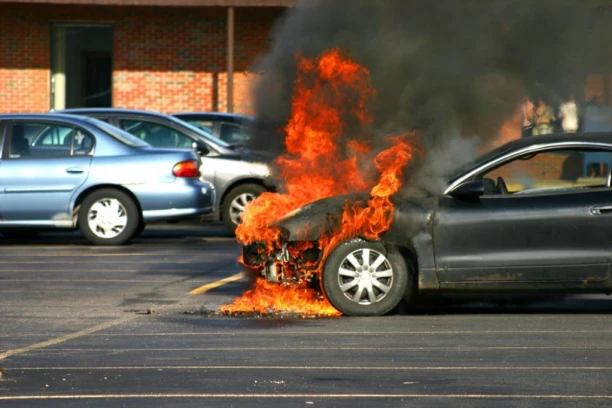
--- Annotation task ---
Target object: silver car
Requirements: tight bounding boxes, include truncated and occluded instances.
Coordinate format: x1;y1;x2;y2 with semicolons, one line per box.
60;109;274;232
0;113;215;245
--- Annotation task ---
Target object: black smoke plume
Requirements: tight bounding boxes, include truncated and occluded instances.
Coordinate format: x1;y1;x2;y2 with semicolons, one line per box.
249;0;611;193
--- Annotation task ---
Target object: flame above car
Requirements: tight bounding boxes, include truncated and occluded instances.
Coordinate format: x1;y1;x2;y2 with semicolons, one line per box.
220;48;416;316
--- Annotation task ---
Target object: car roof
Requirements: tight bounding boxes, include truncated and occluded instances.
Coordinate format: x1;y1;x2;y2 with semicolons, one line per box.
0;112;97;124
59;108;238;149
498;132;612;150
60;108;174;118
173;112;252;119
0;113;111;131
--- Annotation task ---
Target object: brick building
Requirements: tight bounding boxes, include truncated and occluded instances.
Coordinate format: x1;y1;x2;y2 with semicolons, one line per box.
0;0;294;114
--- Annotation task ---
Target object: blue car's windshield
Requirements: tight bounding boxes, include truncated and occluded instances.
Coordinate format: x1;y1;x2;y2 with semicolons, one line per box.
88;118;150;147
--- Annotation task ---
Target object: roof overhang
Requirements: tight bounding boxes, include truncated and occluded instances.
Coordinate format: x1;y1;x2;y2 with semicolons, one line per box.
0;0;295;6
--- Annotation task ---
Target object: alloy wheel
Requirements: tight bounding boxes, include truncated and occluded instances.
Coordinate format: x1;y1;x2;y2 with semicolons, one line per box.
229;192;256;225
337;248;394;305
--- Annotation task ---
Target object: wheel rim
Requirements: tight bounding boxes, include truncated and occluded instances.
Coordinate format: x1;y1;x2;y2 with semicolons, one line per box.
87;198;128;239
229;192;256;225
337;248;394;305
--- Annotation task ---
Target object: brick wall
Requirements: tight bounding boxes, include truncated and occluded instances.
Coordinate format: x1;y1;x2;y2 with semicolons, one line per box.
0;4;283;113
0;6;50;112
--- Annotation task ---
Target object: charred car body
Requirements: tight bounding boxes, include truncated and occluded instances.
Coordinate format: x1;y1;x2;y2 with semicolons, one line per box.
244;133;612;316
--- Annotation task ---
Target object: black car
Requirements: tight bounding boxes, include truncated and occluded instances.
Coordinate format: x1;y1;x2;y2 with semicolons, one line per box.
58;108;274;232
243;133;612;316
172;112;254;146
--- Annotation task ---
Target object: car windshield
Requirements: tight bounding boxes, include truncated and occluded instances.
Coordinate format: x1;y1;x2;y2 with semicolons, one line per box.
87;117;150;147
168;116;232;148
447;142;515;183
186;120;213;133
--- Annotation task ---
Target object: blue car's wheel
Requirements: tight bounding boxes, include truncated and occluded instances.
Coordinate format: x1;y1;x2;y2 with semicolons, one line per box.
78;189;139;245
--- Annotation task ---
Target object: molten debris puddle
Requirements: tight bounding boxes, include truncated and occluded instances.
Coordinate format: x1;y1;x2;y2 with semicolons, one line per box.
219;48;417;318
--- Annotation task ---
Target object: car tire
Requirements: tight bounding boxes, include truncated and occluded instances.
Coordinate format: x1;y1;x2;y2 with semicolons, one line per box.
78;189;140;245
134;220;146;237
322;238;409;316
222;184;266;232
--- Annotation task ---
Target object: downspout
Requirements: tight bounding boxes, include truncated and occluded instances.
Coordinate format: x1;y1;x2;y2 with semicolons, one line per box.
227;6;235;113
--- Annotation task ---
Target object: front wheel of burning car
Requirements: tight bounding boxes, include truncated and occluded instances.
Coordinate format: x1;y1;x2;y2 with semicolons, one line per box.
322;239;408;316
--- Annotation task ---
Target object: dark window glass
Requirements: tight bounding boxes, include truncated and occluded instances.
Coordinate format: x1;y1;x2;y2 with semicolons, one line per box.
219;123;252;144
9;123;92;158
119;119;193;149
482;149;612;195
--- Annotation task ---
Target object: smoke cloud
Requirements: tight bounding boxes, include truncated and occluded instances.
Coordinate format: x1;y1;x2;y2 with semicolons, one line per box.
249;0;612;194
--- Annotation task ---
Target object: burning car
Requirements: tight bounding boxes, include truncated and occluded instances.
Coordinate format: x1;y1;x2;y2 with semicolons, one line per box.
242;133;612;316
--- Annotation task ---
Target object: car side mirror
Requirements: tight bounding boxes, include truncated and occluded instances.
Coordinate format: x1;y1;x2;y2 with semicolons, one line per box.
449;179;484;200
192;140;210;156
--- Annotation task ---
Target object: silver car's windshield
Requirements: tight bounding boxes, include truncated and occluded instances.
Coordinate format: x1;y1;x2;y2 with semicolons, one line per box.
169;116;232;148
88;118;150;147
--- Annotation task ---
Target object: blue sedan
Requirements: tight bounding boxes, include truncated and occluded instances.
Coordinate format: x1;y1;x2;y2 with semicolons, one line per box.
0;113;216;245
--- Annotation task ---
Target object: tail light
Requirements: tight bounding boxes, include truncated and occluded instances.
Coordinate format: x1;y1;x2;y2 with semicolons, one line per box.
172;160;200;178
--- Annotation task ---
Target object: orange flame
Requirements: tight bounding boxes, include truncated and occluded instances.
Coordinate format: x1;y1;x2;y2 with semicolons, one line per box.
321;136;414;260
221;279;340;317
235;48;375;248
220;48;417;317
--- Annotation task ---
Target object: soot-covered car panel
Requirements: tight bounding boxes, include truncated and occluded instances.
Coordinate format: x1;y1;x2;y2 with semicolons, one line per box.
243;133;612;316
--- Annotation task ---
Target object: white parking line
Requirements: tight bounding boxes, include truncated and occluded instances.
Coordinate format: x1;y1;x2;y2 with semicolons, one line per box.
11;365;612;370
14;345;612;352
77;329;612;336
1;394;611;400
0;315;136;361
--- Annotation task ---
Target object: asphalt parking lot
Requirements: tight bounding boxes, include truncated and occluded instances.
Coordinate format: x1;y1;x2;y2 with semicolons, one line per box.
1;223;612;407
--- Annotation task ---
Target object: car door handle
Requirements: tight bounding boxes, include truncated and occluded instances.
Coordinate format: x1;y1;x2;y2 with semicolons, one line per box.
591;205;612;214
66;167;85;174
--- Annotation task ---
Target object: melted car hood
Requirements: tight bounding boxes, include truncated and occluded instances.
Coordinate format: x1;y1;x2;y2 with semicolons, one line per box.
274;191;432;243
274;193;370;242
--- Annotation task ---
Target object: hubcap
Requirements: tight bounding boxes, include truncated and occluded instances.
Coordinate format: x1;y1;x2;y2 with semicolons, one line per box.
229;192;256;225
87;198;128;239
337;248;393;305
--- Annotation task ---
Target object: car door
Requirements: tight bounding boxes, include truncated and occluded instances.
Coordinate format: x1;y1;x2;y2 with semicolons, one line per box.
0;121;93;225
433;147;612;286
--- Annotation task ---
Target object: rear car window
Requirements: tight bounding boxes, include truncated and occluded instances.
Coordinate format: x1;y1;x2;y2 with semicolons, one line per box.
88;118;149;147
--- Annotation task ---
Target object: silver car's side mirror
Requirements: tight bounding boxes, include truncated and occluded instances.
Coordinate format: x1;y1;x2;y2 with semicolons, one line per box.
192;141;210;156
